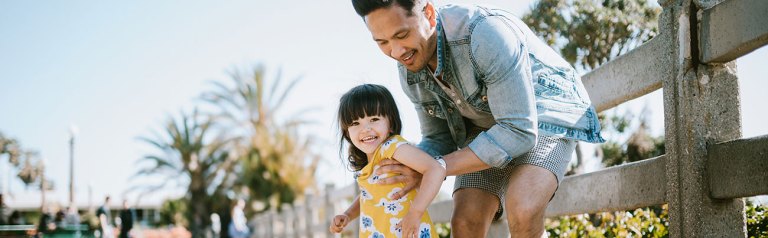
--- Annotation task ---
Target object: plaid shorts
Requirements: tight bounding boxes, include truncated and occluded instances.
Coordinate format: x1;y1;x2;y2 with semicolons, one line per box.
453;135;576;220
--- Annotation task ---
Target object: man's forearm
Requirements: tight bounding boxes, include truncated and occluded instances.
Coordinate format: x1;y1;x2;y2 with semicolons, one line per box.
444;147;492;176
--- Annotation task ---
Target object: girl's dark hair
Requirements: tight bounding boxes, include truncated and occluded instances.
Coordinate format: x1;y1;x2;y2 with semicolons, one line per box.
338;84;402;171
351;0;421;18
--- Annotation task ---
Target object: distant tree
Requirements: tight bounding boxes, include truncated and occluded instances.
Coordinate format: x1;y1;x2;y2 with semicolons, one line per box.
598;107;665;167
158;198;189;228
201;65;319;213
134;110;236;237
524;0;660;71
524;0;663;172
0;132;53;190
523;1;668;235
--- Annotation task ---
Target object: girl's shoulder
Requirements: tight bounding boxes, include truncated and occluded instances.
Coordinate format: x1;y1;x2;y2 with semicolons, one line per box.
378;135;411;158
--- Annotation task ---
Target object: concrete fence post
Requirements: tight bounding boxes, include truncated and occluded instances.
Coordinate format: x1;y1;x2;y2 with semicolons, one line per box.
266;210;275;238
324;184;336;238
304;194;314;238
661;0;746;237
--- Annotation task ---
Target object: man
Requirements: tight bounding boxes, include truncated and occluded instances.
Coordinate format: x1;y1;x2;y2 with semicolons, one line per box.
96;196;114;238
350;0;604;237
64;206;81;228
0;194;10;225
118;200;135;238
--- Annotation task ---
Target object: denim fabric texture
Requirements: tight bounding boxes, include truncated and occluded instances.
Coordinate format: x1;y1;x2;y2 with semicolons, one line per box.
399;4;605;168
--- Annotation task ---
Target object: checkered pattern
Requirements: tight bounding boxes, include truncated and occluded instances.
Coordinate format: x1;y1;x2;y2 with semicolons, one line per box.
454;135;576;220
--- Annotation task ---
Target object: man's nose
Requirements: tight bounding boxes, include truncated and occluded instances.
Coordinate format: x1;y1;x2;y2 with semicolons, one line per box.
391;42;406;59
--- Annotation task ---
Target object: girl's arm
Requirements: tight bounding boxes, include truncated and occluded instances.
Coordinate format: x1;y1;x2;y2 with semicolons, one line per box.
392;144;446;215
344;195;361;220
331;195;360;233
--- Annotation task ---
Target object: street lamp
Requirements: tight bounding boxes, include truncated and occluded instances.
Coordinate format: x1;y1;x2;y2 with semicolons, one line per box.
40;158;47;213
69;125;78;208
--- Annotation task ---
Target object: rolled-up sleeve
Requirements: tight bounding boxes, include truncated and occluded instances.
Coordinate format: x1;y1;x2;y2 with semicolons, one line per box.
466;16;537;168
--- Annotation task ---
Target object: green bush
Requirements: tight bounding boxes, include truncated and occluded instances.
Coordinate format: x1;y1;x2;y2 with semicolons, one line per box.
747;199;768;238
545;205;669;238
544;201;768;238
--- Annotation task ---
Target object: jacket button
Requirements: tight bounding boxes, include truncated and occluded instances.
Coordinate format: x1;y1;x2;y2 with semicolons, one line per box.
447;108;453;113
428;109;434;115
482;95;488;102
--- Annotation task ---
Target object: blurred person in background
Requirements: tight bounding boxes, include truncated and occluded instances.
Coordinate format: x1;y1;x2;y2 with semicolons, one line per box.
96;196;114;238
118;200;135;238
228;199;249;238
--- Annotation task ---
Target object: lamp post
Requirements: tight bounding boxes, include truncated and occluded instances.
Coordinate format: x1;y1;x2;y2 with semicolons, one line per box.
69;125;78;208
40;158;46;213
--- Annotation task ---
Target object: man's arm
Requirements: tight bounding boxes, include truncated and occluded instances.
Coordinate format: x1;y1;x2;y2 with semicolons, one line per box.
463;15;538;168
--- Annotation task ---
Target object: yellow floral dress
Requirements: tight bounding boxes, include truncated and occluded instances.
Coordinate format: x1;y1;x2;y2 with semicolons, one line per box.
355;135;437;238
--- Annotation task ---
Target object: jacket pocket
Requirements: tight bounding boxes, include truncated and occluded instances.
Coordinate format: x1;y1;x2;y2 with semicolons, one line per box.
467;87;491;113
420;101;447;120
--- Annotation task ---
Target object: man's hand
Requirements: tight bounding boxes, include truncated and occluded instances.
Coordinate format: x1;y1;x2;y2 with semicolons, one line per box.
376;159;422;200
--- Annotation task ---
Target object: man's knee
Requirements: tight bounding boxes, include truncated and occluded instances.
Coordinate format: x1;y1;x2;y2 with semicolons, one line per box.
504;200;544;226
504;166;556;231
451;189;497;230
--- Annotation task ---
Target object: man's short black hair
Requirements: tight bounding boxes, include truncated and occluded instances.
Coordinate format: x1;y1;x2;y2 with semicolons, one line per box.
351;0;421;18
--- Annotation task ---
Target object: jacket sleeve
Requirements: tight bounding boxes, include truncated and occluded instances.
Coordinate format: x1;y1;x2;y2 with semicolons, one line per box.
465;15;538;168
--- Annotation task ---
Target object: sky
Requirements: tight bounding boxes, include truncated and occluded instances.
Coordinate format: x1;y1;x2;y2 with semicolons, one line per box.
1;0;766;208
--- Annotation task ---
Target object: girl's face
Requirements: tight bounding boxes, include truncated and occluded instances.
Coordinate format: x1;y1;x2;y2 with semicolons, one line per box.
347;114;392;159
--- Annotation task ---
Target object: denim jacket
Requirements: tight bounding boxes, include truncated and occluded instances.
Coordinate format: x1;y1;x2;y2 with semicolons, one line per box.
399;4;605;168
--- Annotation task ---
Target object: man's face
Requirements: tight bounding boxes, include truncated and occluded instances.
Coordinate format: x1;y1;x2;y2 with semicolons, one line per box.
365;3;438;72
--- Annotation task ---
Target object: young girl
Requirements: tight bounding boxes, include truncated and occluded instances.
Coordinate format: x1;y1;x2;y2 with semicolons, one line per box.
329;84;446;238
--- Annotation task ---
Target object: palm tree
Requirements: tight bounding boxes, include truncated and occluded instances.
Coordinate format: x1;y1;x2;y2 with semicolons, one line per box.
1;132;52;189
134;110;237;236
201;65;318;212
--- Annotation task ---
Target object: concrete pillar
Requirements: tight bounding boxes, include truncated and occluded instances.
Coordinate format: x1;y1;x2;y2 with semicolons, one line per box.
661;0;746;237
304;194;314;238
266;210;275;238
323;184;335;238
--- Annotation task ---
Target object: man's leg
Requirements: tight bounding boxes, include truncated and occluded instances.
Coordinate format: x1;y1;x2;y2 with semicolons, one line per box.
504;164;558;237
451;188;499;238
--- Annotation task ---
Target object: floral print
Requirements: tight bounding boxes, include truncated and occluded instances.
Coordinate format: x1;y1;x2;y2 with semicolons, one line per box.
361;187;373;201
356;135;437;238
389;218;402;238
375;198;404;216
360;214;376;233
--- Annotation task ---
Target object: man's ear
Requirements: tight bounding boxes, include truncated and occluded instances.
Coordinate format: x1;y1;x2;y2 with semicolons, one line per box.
424;2;437;27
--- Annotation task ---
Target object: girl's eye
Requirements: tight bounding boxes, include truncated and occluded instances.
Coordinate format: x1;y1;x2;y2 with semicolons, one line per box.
350;121;359;126
370;117;380;122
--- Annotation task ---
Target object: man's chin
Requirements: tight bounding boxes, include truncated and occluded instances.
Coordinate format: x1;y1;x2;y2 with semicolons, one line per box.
403;63;426;73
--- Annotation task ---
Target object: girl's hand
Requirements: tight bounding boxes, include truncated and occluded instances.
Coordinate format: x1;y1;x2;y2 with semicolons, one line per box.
397;211;422;238
329;214;350;233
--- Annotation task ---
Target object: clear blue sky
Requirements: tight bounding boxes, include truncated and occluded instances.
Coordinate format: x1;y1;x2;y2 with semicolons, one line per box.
1;0;766;207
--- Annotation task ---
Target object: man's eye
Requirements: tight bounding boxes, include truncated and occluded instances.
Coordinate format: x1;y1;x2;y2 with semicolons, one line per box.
396;32;408;39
